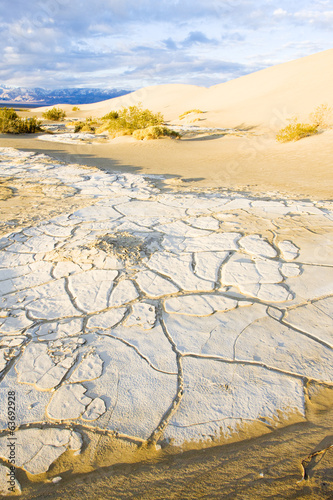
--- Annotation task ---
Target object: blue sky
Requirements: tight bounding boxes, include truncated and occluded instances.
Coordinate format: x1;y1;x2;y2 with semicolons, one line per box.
0;0;332;90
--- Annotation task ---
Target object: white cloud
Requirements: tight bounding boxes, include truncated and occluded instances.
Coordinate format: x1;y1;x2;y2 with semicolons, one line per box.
0;0;331;89
273;8;288;16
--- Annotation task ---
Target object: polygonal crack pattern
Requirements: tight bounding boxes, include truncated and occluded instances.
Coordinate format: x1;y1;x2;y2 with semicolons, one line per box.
0;147;332;477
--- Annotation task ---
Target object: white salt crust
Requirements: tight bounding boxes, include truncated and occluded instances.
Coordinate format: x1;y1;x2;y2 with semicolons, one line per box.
0;147;332;479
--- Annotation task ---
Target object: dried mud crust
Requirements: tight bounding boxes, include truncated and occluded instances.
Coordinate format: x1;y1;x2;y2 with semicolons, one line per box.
0;175;94;238
0;147;332;494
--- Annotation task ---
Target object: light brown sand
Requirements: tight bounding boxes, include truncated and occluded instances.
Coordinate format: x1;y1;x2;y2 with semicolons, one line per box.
29;48;333;131
1;129;333;200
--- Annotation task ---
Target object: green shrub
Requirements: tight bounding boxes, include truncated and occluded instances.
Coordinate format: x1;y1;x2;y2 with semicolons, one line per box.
179;109;203;120
74;117;104;133
42;107;66;121
1;108;17;121
74;122;94;133
120;105;163;130
72;106;80;111
0;108;42;134
100;104;164;136
133;126;181;140
102;111;119;120
276;119;318;142
74;118;99;133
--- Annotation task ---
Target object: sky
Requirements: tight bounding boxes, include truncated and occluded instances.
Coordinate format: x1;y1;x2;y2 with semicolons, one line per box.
0;0;332;90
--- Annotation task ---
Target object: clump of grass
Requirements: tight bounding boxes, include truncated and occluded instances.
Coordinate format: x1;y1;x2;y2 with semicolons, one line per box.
97;104;164;138
42;107;66;121
179;109;203;120
72;106;80;111
133;126;181;140
0;108;42;134
309;103;332;128
276;119;318;142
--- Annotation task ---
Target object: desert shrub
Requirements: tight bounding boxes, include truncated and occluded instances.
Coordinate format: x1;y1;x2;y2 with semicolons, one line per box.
0;108;18;121
0;108;42;134
276;104;333;142
72;106;80;111
73;117;103;133
133;126;181;140
102;111;119;120
309;103;332;128
95;126;132;138
276;118;318;142
74;122;93;133
42;107;66;121
179;109;203;120
74;121;94;133
120;105;163;130
100;104;164;136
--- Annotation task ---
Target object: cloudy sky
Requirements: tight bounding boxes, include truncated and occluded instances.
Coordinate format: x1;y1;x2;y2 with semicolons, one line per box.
0;0;332;90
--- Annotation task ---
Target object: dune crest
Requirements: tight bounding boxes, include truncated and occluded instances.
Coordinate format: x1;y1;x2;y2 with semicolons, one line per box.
35;49;333;131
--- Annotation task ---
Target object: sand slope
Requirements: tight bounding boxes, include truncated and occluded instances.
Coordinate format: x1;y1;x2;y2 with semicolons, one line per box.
35;49;333;130
192;49;333;129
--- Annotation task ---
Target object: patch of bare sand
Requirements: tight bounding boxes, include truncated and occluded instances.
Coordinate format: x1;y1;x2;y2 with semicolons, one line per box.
1;129;332;200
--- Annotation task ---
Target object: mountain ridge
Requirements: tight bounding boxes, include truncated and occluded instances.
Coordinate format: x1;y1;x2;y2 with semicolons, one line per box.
0;85;132;105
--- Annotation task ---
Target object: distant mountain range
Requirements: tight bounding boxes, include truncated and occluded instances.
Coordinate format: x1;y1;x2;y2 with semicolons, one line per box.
0;85;132;105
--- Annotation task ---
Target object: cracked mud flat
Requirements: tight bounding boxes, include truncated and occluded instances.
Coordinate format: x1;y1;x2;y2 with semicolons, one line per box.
0;147;332;495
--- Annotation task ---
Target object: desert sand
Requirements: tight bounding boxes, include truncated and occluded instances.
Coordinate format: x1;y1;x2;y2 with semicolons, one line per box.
11;49;333;200
27;48;333;130
2;128;333;200
0;49;332;499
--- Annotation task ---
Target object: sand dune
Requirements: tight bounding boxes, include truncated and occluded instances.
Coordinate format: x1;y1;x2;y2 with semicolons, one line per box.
11;49;333;200
35;49;333;131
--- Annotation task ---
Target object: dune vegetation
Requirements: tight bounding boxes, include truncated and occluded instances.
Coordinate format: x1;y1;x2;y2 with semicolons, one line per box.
179;109;203;120
276;104;332;142
0;108;42;134
42;107;66;121
133;125;180;140
95;104;180;139
97;104;164;137
309;103;332;128
276;119;319;142
64;105;180;140
73;117;100;133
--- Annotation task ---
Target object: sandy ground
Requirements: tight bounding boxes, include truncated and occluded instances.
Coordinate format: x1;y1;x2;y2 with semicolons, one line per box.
21;49;333;132
1;129;333;200
8;387;333;499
